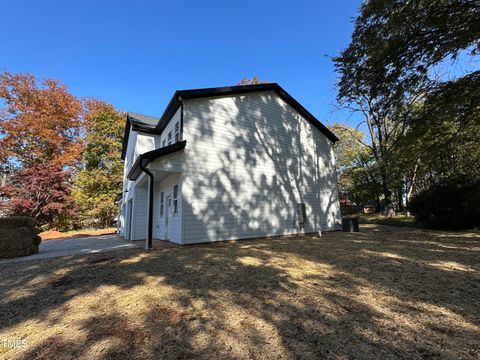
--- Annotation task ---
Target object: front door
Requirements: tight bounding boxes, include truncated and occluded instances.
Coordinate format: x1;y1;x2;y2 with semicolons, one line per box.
164;195;172;240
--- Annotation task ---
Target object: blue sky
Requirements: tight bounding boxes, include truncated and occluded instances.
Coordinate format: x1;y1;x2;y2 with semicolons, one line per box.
2;0;361;125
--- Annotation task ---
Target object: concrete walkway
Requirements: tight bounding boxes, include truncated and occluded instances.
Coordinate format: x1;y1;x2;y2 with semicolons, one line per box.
0;234;138;264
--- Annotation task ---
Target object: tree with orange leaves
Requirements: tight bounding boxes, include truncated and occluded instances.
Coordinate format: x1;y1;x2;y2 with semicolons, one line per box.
0;71;84;168
236;76;269;85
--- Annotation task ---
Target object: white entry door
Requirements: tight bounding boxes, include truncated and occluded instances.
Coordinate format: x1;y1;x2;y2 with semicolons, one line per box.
164;194;172;240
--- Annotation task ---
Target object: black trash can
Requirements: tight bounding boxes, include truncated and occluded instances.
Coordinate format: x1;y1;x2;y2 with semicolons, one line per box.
342;217;359;232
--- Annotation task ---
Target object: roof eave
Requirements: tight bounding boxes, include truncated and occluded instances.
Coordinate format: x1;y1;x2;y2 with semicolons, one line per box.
175;83;339;143
121;83;339;161
121;115;131;160
121;113;164;160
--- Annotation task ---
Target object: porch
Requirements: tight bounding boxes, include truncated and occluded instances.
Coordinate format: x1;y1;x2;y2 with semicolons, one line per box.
122;141;186;249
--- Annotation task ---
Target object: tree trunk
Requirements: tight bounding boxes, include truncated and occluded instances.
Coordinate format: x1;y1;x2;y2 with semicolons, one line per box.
381;170;392;210
375;193;381;213
397;188;404;211
380;167;396;217
406;158;420;207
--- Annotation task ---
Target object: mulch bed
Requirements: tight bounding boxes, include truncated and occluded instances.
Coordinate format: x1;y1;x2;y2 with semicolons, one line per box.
40;228;117;241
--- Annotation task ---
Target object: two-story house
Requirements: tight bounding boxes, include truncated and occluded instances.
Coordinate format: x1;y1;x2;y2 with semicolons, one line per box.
119;83;341;249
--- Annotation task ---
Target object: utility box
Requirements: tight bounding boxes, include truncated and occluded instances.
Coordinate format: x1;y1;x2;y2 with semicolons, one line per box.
342;217;359;232
296;203;306;229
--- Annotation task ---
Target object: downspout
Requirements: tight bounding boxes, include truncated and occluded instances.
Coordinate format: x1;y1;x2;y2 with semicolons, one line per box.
179;96;184;140
179;98;184;244
139;158;154;250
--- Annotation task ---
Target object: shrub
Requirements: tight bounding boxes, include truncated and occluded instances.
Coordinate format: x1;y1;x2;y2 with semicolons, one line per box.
409;179;480;230
0;164;78;230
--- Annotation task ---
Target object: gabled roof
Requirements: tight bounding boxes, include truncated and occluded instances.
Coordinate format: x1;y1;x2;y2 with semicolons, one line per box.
121;83;339;159
128;112;159;128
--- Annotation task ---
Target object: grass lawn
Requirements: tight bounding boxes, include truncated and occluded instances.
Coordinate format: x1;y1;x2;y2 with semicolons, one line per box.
1;224;479;359
361;213;417;227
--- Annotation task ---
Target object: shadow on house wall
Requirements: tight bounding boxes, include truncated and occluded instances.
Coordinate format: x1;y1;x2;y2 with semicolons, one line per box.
181;91;341;242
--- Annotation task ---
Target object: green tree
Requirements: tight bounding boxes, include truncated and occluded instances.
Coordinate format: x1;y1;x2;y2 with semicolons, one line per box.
411;71;480;182
329;124;382;210
73;100;124;228
333;0;480;211
352;0;479;91
388;71;480;209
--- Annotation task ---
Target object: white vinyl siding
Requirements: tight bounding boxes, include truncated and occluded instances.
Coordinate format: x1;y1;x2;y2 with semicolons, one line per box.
122;129;138;198
122;128;159;204
120;91;340;245
157;108;182;148
131;185;148;240
181;91;341;243
136;132;158;154
160;191;164;216
153;173;183;244
121;111;183;242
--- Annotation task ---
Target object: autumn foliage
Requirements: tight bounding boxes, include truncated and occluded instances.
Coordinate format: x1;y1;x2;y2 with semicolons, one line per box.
236;76;269;85
72;99;124;228
0;71;123;230
0;72;84;167
0;164;78;229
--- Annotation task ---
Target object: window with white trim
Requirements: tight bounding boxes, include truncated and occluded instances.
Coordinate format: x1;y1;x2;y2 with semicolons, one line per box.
173;185;179;214
160;191;164;216
168;131;172;145
174;122;180;142
162;139;166;148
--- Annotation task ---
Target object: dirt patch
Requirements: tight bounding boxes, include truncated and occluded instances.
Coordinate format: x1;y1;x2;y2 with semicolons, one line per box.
0;224;479;359
40;228;117;241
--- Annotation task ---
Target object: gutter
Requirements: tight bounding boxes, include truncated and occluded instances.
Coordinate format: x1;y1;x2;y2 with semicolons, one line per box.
139;159;154;250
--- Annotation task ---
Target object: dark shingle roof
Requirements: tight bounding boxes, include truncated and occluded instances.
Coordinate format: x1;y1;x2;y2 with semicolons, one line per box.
121;83;339;159
127;112;159;128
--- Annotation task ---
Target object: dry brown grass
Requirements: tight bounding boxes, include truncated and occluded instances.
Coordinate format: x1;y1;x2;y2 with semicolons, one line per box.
1;224;479;359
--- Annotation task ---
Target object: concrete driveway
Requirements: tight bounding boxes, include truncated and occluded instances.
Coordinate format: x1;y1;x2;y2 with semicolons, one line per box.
0;234;138;264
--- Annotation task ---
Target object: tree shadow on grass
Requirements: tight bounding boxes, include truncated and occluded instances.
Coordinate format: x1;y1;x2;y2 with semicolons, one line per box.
1;225;479;359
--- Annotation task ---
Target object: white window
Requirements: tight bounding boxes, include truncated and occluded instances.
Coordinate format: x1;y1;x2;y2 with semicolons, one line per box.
173;185;179;214
168;131;172;145
162;139;166;148
174;122;180;142
160;192;164;216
